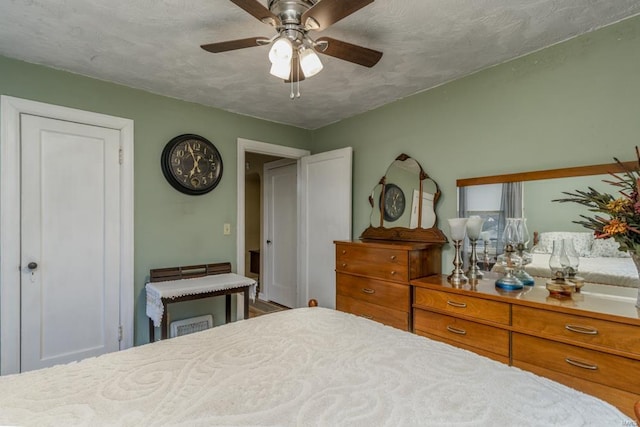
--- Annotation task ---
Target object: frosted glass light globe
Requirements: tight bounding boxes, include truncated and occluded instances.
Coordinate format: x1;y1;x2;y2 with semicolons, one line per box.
448;218;468;241
269;38;293;64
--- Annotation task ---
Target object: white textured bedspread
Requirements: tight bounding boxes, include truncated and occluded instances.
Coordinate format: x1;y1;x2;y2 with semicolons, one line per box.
0;308;631;426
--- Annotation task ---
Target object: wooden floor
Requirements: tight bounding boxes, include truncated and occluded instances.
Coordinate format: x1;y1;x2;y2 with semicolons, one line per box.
248;299;288;318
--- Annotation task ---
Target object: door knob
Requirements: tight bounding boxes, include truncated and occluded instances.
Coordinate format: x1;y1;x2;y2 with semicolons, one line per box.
266;240;272;245
27;262;38;270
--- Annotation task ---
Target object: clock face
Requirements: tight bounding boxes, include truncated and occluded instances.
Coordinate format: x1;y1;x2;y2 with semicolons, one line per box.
381;183;405;222
161;134;223;195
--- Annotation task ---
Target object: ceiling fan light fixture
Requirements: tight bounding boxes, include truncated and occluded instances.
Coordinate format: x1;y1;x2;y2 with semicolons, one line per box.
268;37;293;64
270;60;292;80
299;47;323;78
201;0;382;94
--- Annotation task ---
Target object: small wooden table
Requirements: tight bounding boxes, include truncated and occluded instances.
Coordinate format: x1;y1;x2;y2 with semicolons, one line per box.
146;263;256;342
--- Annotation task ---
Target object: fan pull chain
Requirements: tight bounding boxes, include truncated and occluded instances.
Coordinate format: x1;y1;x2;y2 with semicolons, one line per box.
296;62;301;98
289;59;301;100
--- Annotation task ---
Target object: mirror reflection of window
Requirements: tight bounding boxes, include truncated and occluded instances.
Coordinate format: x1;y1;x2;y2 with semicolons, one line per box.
459;182;523;263
464;211;500;251
458;184;501;253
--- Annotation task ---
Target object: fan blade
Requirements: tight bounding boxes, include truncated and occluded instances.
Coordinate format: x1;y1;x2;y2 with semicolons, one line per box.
302;0;374;31
285;56;305;83
316;37;382;67
201;37;268;53
230;0;281;26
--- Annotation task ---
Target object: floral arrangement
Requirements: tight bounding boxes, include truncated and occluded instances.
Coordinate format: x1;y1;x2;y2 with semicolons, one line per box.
553;147;640;255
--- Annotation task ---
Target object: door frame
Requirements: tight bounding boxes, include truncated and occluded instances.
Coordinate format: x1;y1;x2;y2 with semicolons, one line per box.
236;138;309;314
0;96;135;374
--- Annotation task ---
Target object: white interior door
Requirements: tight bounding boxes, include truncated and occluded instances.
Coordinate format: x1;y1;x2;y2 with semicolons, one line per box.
299;147;352;308
20;114;121;372
263;159;298;308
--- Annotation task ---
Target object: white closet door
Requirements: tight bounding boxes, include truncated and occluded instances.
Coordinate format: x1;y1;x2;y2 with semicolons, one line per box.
20;114;121;372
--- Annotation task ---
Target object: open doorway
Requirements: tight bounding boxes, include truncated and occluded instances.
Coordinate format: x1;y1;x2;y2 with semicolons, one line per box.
236;139;352;316
236;139;310;317
244;152;282;301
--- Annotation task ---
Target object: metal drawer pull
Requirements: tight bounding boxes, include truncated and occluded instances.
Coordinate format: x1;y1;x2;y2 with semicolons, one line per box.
565;357;598;370
361;288;375;295
565;324;598;335
341;250;346;254
447;300;467;308
341;263;347;268
446;325;467;335
390;271;396;275
360;314;373;320
390;255;397;260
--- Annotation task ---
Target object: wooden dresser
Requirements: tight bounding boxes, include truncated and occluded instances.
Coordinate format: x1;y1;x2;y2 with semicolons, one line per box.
335;240;441;331
412;274;640;418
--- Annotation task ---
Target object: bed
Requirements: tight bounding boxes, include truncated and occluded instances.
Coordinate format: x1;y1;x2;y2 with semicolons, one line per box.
525;231;640;288
0;307;634;426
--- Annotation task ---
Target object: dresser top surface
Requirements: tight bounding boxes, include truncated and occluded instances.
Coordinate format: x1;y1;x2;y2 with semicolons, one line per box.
412;274;640;324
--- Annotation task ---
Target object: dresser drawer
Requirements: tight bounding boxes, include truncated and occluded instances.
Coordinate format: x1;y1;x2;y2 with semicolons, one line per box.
513;305;640;357
337;295;409;330
336;273;409;312
512;333;640;394
336;244;408;282
414;309;509;357
414;288;510;325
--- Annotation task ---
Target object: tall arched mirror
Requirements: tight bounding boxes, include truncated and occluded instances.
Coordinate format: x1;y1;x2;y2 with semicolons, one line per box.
361;154;446;243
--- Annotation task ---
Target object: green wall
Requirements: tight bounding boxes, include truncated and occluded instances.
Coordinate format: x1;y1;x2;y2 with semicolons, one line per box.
311;15;640;270
0;55;311;345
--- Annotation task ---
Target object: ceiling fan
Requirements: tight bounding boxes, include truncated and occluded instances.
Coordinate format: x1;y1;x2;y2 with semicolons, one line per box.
201;0;383;90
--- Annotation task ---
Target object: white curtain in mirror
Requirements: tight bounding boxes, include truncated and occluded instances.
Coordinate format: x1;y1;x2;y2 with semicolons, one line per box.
496;182;523;254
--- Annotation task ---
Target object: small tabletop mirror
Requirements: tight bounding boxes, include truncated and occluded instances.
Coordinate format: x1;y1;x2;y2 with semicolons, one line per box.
361;154;447;243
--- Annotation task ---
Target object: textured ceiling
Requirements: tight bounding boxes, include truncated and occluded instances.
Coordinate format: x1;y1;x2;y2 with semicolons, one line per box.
1;1;639;129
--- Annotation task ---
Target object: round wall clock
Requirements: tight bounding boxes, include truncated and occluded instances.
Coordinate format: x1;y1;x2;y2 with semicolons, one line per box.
161;134;223;195
381;183;406;222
